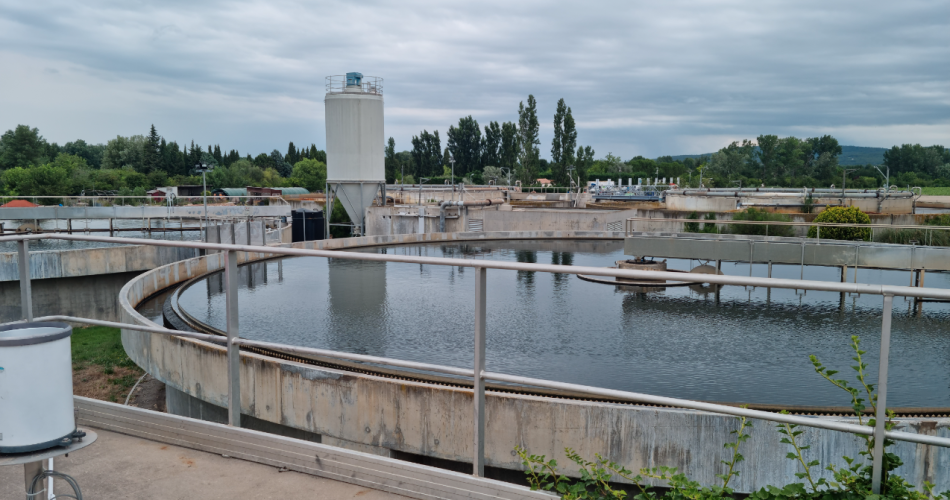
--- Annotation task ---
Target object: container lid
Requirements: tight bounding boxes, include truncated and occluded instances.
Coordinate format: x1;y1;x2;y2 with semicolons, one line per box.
0;322;72;347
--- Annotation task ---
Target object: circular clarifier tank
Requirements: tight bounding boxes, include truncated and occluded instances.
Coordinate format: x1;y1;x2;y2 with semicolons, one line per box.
164;239;950;408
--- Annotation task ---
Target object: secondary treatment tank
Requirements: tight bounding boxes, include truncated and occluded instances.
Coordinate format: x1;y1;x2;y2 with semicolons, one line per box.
325;72;385;235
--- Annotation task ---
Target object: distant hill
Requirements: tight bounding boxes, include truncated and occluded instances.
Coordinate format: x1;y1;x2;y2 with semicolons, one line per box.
665;146;888;166
837;146;887;166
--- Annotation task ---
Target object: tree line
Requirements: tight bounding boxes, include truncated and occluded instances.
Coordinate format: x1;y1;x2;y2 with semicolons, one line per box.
387;95;597;187
701;135;950;189
0;124;328;197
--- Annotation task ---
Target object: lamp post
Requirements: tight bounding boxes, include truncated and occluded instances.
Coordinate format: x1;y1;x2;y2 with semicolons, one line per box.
449;155;456;188
872;165;890;192
194;162;214;240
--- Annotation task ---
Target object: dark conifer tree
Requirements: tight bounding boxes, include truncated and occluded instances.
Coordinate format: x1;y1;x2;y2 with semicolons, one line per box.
144;124;161;173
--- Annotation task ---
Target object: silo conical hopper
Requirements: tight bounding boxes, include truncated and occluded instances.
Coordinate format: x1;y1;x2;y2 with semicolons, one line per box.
325;72;385;235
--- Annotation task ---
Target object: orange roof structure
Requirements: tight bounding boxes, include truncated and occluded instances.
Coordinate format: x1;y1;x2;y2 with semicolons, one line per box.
1;199;39;208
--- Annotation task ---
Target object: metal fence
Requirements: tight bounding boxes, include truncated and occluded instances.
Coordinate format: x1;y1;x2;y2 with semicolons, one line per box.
625;216;950;244
3;232;950;494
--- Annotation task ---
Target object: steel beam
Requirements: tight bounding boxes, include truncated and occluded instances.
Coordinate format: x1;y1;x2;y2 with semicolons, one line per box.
17;239;32;321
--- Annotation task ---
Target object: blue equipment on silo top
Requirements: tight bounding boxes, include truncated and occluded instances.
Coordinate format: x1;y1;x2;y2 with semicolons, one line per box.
346;72;363;86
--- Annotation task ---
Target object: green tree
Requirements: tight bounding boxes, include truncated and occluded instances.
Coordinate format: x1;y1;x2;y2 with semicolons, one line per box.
291;158;327;192
447;116;482;176
551;98;567;185
385;137;397;183
884;144;949;176
143;124;161;173
2;164;70;197
101;135;146;171
576;145;595;185
499;122;519;176
776;136;805;178
410;130;442;178
517;95;540;185
482;121;501;170
62;139;105;168
482;166;505;185
560;107;577;186
709;140;755;178
756;134;779;180
285;142;298;165
0;125;49;169
804;135;841;178
308;145;327;164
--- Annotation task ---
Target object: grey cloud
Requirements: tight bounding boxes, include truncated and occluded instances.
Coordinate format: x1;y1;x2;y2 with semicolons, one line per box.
0;0;946;158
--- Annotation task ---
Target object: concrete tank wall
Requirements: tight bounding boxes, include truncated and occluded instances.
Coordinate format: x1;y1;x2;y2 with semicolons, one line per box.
119;231;949;492
365;207;639;236
665;193;915;214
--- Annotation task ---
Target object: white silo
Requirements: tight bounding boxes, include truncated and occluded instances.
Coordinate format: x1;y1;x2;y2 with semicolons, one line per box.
325;72;385;235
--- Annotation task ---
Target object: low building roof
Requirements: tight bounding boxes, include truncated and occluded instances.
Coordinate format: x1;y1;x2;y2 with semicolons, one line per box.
213;188;248;196
1;199;39;208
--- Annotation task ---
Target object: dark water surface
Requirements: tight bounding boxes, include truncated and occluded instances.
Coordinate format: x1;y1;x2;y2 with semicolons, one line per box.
173;239;950;407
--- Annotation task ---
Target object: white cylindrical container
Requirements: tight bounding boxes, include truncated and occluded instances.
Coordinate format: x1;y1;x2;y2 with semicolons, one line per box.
0;322;76;453
325;74;385;231
325;91;385;183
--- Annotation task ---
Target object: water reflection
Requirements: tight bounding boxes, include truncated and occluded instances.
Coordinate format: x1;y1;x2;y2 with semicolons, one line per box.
327;258;387;354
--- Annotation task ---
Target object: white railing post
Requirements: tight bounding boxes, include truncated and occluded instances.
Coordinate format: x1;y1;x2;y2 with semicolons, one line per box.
871;294;894;493
17;239;33;321
225;250;241;427
473;266;487;476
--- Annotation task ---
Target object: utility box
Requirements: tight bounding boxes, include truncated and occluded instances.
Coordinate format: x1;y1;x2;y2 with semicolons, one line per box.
292;209;325;242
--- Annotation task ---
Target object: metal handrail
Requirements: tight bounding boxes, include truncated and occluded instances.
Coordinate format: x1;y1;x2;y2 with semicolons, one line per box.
625;216;950;232
3;232;948;492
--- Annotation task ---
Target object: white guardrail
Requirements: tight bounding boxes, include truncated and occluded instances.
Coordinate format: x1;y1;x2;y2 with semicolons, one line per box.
2;232;949;494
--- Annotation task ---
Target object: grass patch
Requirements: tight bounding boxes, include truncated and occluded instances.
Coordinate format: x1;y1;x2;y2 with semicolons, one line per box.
72;326;143;402
920;187;950;196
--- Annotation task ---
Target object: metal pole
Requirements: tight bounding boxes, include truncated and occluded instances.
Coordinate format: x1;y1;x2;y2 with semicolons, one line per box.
871;294;894;494
225;250;241;427
473;266;487;476
18;239;33;321
202;171;208;240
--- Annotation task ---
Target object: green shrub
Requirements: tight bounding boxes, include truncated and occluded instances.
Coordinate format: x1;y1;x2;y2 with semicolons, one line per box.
807;206;871;240
731;208;793;237
684;212;719;234
515;336;950;500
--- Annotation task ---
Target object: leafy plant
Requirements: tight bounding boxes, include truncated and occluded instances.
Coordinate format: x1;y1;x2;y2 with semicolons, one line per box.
807;206;871;240
514;335;949;500
801;195;814;214
731;208;793;236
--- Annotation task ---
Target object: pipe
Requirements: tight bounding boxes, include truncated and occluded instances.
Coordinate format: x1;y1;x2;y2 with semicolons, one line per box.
671;190;911;199
439;199;504;232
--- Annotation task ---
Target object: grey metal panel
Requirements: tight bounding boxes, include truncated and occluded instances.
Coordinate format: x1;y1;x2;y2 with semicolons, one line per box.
625;235;950;271
219;224;234;245
74;397;556;500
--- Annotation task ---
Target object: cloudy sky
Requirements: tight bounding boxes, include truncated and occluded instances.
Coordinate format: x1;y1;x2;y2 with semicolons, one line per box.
0;0;947;159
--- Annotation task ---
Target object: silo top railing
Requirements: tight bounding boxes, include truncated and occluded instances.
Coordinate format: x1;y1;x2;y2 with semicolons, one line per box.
325;75;383;95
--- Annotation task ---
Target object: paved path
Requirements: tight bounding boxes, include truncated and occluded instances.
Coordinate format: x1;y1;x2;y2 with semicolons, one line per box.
0;427;411;500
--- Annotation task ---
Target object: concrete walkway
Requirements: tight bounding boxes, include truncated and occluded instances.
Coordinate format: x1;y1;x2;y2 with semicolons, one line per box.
0;427;411;500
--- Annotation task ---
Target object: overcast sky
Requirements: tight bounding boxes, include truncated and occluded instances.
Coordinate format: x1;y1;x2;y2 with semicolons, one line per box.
0;0;947;160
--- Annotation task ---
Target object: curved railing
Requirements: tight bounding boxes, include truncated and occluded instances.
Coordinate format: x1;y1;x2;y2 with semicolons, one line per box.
2;231;949;493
